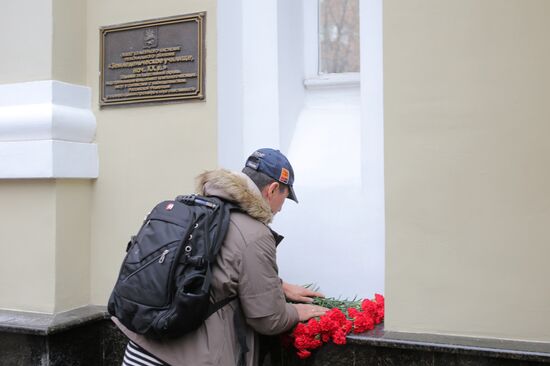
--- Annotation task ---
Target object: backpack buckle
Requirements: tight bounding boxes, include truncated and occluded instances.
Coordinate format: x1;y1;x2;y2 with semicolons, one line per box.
177;194;218;209
187;256;206;267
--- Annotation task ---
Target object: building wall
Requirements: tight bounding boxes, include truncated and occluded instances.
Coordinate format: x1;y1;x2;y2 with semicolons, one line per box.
385;0;550;341
1;1;52;84
86;0;218;305
0;181;56;312
54;180;92;312
3;0;548;346
0;0;217;313
52;0;87;85
0;0;90;313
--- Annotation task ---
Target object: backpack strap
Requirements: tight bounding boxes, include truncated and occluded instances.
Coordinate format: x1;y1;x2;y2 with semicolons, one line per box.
206;296;236;317
198;197;248;365
233;305;250;366
206;296;249;366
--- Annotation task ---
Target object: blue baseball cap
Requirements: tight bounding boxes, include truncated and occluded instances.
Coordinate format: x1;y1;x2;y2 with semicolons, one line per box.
245;148;298;203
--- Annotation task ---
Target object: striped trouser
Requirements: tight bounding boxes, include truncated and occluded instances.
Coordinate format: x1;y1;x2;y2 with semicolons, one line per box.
122;340;170;366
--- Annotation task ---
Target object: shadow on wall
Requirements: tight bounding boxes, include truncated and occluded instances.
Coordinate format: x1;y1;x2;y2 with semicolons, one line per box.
273;95;384;298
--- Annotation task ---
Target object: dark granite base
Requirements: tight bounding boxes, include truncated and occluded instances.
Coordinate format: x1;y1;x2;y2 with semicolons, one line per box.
277;324;550;366
280;343;550;366
102;320;128;366
0;306;126;366
2;307;549;366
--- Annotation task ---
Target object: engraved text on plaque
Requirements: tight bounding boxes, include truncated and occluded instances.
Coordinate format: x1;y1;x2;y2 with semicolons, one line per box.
100;13;205;106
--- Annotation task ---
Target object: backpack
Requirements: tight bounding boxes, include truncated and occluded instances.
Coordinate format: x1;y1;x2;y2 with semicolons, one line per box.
108;194;236;339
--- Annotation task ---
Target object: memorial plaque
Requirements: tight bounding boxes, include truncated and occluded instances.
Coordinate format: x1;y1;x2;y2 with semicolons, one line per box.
100;13;205;106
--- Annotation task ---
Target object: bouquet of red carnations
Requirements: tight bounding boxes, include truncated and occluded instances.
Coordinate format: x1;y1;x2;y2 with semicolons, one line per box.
287;293;385;359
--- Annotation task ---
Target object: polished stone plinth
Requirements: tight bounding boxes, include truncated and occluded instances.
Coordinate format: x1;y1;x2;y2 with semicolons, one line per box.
2;309;549;366
279;324;550;366
0;306;126;366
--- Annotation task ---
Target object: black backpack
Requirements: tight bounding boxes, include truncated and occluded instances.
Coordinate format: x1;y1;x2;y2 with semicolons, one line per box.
108;194;236;339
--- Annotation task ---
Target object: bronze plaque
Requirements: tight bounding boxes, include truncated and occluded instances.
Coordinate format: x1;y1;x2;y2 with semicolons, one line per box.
100;13;205;106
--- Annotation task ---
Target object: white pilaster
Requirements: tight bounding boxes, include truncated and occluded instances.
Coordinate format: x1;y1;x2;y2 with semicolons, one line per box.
360;0;385;293
241;0;280;155
217;0;244;170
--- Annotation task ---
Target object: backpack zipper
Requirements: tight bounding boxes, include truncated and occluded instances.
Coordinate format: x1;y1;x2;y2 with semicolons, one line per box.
123;244;176;281
158;249;169;264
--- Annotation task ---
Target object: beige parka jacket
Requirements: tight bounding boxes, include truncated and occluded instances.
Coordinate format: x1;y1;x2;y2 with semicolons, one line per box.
113;169;299;366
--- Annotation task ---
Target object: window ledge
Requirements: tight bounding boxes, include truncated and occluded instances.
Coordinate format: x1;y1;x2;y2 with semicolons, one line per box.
303;73;360;90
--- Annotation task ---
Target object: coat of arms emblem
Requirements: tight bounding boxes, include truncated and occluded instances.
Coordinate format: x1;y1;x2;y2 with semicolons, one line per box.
144;27;158;48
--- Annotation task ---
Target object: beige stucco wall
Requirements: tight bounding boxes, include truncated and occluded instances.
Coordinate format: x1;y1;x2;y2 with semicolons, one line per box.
54;180;92;312
1;0;86;85
0;0;217;313
51;0;91;312
0;181;56;313
0;0;91;313
385;0;550;341
52;0;87;85
1;1;53;83
86;0;218;305
0;181;92;313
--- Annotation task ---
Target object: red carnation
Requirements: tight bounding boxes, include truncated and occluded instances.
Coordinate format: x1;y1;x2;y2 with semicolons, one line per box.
286;293;385;359
306;318;321;336
352;312;374;334
297;349;311;359
361;299;376;314
332;329;347;345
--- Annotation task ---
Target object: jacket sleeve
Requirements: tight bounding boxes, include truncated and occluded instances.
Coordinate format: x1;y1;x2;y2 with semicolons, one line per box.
238;232;299;335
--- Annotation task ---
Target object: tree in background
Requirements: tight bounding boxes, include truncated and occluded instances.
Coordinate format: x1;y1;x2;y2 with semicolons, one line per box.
319;0;360;74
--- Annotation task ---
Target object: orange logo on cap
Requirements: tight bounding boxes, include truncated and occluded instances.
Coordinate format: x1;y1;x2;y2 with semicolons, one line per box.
279;168;290;184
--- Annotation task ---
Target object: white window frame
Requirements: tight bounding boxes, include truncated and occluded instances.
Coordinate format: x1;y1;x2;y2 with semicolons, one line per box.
302;0;360;90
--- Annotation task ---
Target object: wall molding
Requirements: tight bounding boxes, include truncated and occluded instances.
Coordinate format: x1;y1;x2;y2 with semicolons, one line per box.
0;80;98;179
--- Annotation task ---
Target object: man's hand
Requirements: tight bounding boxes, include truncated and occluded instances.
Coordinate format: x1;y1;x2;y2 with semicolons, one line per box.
282;281;325;303
293;304;329;322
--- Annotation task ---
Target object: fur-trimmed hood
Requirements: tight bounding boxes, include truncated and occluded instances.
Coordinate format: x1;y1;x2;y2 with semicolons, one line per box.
195;169;273;225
